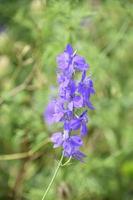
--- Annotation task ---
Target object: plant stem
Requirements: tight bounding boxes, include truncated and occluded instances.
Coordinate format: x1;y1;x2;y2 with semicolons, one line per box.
0;139;50;161
41;154;64;200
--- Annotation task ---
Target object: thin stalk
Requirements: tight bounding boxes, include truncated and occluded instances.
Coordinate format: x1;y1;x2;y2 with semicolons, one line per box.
41;154;64;200
0;139;50;161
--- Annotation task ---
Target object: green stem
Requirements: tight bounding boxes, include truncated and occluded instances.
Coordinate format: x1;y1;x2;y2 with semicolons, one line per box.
61;156;72;166
0;139;50;161
41;154;64;200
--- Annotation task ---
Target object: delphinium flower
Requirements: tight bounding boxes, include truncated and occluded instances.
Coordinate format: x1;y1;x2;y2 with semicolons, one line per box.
44;44;95;161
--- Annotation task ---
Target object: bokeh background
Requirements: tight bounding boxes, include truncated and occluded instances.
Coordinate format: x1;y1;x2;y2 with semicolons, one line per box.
0;0;132;200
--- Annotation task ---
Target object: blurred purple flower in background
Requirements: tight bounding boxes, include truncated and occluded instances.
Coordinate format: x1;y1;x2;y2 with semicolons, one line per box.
44;44;95;161
44;101;56;125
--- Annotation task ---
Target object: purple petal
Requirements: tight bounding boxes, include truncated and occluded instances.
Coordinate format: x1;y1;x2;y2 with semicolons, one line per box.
58;75;70;87
73;95;83;108
68;102;73;111
57;52;69;69
81;71;86;82
53;100;65;122
65;44;73;55
63;141;73;156
86;100;95;110
70;118;81;130
53;112;64;122
81;122;88;136
80;110;88;118
51;132;63;148
73;150;86;161
73;55;89;71
70;135;83;146
63;130;69;140
44;101;56;125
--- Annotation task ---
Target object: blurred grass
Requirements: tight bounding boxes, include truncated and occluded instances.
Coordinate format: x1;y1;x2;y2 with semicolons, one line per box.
0;0;133;200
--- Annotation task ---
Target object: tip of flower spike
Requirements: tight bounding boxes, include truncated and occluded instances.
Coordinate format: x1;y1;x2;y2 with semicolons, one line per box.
65;44;74;55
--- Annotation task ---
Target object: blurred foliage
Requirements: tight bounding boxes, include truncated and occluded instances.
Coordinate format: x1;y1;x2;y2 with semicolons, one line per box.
0;0;133;200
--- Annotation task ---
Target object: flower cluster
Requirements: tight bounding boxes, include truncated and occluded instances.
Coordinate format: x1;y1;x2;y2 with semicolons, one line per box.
44;44;95;161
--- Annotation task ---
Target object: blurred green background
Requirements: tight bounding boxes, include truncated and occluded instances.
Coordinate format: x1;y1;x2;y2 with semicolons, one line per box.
0;0;133;200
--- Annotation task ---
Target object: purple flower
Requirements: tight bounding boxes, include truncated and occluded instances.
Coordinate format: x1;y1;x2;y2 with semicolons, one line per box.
44;100;56;125
78;71;95;109
57;45;75;76
51;131;85;161
68;95;83;111
57;53;70;70
65;44;74;55
53;99;65;122
73;55;89;71
72;151;86;161
51;132;63;148
44;44;95;161
70;111;88;136
63;135;85;161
